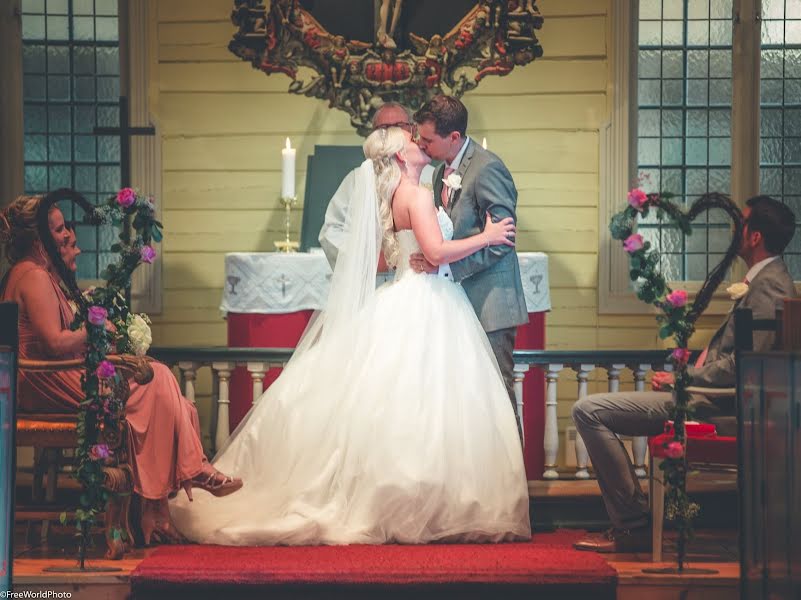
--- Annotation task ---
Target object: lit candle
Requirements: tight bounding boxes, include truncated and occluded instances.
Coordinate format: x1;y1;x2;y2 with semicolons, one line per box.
482;137;487;150
281;137;296;198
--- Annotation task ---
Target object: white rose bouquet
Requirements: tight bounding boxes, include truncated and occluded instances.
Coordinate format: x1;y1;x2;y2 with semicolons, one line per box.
125;313;153;356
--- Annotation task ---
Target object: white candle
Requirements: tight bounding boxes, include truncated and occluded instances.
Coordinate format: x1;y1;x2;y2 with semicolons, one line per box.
482;137;488;150
281;137;296;198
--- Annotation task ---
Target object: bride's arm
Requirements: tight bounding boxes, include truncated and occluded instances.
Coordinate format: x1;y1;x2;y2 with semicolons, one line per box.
408;188;515;266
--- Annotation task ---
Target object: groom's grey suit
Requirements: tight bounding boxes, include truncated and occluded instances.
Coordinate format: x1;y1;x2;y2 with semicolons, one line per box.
572;258;796;530
433;139;528;432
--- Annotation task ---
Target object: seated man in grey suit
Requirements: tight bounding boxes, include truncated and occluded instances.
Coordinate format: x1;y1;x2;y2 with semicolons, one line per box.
573;195;797;553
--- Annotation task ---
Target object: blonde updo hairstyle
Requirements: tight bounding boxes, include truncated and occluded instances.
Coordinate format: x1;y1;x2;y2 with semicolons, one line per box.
362;126;406;267
0;195;44;264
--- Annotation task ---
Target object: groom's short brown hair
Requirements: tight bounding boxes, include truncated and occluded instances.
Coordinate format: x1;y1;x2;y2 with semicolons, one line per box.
414;95;468;138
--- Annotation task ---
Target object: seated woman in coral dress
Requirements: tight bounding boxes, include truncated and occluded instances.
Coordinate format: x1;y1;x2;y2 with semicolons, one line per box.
0;193;243;544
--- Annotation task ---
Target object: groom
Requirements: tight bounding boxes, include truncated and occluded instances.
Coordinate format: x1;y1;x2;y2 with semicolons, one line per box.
410;95;528;437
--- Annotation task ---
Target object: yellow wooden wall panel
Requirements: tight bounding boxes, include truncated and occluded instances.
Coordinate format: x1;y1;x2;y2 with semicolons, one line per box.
158;0;231;23
535;16;607;59
160;171;599;211
164;288;223;309
150;322;227;346
158;91;606;135
160;59;609;95
163;252;226;289
162;129;596;173
547;253;597;288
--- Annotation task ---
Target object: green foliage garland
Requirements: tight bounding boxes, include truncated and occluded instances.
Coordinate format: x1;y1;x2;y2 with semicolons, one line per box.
610;188;743;570
65;188;161;565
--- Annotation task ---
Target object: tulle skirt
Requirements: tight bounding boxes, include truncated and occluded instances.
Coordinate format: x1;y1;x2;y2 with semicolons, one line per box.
170;270;531;545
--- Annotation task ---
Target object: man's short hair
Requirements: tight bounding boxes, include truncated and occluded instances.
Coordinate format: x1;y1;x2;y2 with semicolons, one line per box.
745;195;797;254
413;95;468;137
371;102;413;128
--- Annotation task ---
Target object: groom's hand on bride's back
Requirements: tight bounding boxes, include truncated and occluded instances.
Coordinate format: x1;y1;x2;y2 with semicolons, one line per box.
410;252;438;274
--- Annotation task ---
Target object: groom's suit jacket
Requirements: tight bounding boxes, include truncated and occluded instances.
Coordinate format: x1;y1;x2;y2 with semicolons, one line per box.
433;139;528;333
688;257;796;389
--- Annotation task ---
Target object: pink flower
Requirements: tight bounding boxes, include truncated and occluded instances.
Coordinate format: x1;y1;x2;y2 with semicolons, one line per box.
116;187;136;208
671;348;692;365
623;233;644;253
665;441;684;459
666;289;688;308
95;360;116;379
89;444;113;461
627;188;648;211
140;245;156;264
87;305;108;326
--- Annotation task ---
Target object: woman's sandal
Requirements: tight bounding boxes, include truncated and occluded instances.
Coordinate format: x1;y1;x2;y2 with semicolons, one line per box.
190;469;243;498
141;500;190;546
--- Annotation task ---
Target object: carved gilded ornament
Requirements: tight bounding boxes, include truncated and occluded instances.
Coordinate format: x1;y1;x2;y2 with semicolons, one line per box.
229;0;544;134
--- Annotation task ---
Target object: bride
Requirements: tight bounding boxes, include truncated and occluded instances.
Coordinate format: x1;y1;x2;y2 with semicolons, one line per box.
170;126;531;545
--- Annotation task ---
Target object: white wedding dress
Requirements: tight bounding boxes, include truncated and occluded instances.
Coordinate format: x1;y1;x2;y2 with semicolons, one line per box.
170;185;531;546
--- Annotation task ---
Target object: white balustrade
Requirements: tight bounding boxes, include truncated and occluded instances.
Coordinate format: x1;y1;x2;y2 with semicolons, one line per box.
543;363;563;480
573;363;595;479
211;361;235;453
247;361;267;404
513;363;530;442
160;350;676;478
178;361;199;404
631;363;650;478
539;359;673;480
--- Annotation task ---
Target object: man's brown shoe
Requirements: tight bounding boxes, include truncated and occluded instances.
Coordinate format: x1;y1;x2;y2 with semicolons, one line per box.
573;527;652;553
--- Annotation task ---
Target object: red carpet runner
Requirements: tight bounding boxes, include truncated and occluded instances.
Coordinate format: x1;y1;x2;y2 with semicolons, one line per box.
131;530;616;599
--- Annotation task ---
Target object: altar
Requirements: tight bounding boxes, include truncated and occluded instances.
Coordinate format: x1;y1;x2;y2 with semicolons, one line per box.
222;251;551;478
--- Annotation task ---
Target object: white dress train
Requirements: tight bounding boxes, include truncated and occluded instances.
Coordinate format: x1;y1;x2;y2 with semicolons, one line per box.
170;208;531;545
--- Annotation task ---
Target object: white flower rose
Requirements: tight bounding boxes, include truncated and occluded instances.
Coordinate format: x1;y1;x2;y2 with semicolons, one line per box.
127;313;152;356
442;172;462;191
726;282;749;300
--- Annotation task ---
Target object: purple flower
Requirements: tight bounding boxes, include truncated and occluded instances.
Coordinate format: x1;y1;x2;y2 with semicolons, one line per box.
671;348;691;365
623;233;644;253
140;245;156;264
665;441;684;459
666;289;688;308
89;444;113;461
87;305;108;326
627;188;648;211
95;360;116;379
116;187;136;208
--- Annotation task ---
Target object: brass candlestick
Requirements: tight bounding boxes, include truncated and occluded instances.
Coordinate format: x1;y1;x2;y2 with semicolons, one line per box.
274;196;299;253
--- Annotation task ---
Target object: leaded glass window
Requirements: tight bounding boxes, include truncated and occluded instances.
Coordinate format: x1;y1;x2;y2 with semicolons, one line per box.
636;0;734;282
22;0;121;280
760;0;801;277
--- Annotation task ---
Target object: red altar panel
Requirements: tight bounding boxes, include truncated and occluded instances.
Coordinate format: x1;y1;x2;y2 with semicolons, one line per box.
228;311;546;479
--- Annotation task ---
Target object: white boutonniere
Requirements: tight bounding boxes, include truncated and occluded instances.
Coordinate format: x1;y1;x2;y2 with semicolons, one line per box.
726;282;749;300
442;172;462;192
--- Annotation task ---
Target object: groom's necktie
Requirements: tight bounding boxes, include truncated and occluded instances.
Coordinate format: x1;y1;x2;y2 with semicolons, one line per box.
441;167;455;208
694;276;750;368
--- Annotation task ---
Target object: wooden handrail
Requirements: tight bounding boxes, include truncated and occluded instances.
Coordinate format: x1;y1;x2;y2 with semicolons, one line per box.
147;346;686;366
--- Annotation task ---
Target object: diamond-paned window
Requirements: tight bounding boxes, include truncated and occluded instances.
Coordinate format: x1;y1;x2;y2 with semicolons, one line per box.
760;0;801;278
636;0;734;282
22;0;120;280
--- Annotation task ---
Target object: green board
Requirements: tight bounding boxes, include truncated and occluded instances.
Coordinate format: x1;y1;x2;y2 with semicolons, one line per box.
300;145;366;253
